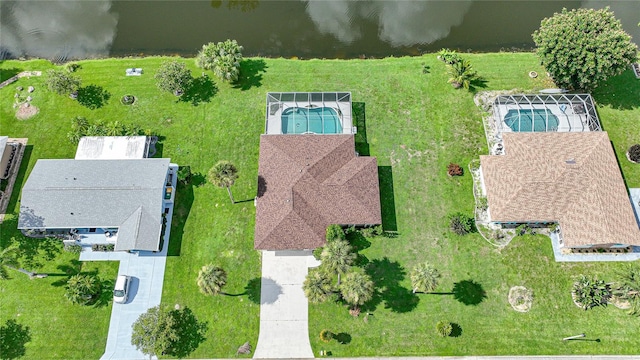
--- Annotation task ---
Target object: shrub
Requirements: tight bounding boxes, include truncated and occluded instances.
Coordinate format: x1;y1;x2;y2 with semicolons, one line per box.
155;60;192;95
91;244;114;252
177;166;192;184
448;212;475;235
45;69;81;96
437;48;462;65
447;163;463;176
319;329;334;343
196;39;243;82
628;144;640;163
63;244;83;254
326;224;346;242
572;275;611;310
436;321;453;337
532;8;637;90
312;247;323;261
446;58;478;90
64;62;80;73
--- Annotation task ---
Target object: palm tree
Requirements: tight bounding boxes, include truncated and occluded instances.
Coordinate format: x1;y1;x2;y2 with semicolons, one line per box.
339;271;374;313
410;262;441;293
303;269;333;303
446;58;478;90
0;246;38;279
65;274;100;305
207;161;239;204
197;264;227;296
321;239;355;286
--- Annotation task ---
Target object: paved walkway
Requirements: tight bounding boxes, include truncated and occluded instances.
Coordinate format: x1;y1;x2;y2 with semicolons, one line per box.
253;250;320;358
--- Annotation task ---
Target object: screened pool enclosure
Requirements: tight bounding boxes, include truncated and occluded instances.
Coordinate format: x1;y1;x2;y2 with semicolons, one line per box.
265;92;354;135
493;94;601;134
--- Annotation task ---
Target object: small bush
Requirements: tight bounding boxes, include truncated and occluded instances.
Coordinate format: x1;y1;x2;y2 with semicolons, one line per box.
319;329;334;342
326;224;346;242
91;244;115;252
64;62;80;73
45;69;81;96
177;166;192;184
447;163;463;176
155;60;192;95
437;49;462;65
628;144;640;163
196;39;243;82
436;321;453;337
64;244;83;254
448;212;475;235
312;247;323;261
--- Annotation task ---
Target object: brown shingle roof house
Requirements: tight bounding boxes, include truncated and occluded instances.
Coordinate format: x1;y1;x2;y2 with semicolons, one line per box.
480;132;640;248
255;134;382;250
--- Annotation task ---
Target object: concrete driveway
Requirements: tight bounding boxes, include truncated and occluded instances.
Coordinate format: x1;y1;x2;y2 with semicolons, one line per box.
253;250;320;358
80;204;172;360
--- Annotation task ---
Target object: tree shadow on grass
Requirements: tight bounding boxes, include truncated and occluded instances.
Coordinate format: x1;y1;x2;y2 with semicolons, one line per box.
592;70;640;110
335;332;352;345
450;323;463;337
0;67;23;82
346;231;370;252
378;166;397;232
15;235;61;270
234;59;267;91
364;257;419;313
93;278;115;308
181;75;218;106
0;319;31;360
167;307;208;358
452;279;487;305
167;180;195;256
469;77;489;94
77;84;111;109
245;277;262;304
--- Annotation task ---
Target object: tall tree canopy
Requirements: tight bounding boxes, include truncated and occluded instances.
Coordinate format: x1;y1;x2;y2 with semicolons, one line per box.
532;7;637;90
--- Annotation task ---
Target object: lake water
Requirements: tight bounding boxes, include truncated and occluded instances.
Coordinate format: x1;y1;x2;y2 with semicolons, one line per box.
1;0;638;61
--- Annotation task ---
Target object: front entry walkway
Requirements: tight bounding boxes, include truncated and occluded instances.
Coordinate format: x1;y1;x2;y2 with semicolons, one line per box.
253;250;319;358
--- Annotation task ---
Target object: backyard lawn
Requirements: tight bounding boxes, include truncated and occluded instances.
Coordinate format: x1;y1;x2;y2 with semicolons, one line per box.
0;53;639;358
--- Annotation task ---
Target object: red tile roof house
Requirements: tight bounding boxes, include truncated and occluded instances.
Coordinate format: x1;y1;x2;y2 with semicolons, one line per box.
255;93;382;250
479;132;640;251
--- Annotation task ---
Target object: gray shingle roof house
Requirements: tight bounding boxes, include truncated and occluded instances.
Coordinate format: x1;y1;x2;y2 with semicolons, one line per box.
18;158;171;251
255;134;381;250
480;132;640;248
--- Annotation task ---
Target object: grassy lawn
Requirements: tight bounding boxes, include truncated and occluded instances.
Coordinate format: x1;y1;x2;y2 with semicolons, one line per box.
1;53;639;358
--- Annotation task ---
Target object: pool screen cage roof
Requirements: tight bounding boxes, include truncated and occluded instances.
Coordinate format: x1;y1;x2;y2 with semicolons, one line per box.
265;92;353;134
493;94;601;133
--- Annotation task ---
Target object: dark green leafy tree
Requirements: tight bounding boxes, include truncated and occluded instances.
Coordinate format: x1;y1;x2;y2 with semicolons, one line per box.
155;60;193;95
195;39;243;82
45;69;81;96
197;264;227;296
321;239;355;286
303;268;333;303
339;271;374;314
131;305;179;358
65;274;101;305
532;7;638;90
207;160;239;204
410;262;440;293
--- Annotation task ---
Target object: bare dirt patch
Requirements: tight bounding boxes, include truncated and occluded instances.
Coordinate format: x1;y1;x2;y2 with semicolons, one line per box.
508;286;533;312
15;103;39;120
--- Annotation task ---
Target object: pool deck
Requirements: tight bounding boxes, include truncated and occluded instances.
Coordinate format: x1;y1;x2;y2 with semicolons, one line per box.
494;104;590;134
266;102;353;135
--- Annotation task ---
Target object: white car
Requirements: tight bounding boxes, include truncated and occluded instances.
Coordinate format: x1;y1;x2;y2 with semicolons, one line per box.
113;275;131;304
